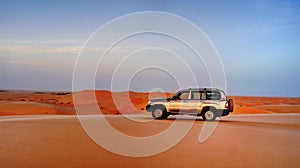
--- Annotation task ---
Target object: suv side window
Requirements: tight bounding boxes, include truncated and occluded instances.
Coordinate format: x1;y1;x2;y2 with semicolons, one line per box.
172;91;189;100
205;91;221;100
178;91;189;100
191;91;205;100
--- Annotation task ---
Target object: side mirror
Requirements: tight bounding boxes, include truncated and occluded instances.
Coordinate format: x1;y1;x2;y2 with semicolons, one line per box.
167;96;174;101
170;95;178;100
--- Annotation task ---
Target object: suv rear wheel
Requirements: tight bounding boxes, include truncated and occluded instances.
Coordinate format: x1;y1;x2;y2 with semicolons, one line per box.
202;109;217;121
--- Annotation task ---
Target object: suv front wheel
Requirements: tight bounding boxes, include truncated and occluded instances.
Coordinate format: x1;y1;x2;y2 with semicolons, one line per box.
152;106;169;120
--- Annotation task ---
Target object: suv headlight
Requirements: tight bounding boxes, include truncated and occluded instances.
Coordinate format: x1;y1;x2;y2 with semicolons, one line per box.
147;100;153;105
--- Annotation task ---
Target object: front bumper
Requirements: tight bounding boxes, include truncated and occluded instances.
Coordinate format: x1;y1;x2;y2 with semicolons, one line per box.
146;104;152;112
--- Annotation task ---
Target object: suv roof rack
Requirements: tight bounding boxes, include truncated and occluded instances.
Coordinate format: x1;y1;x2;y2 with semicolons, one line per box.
188;88;219;91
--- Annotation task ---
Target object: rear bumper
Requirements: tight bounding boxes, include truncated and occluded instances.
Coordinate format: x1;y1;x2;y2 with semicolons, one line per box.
220;109;231;116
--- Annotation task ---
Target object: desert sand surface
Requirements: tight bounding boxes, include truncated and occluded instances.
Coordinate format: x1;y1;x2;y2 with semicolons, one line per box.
0;114;299;168
1;90;299;167
0;90;300;116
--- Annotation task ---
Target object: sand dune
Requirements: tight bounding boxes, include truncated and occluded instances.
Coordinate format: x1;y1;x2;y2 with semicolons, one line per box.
0;101;73;115
0;90;299;116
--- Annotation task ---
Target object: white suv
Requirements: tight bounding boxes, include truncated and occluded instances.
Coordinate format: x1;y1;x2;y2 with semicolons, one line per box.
146;88;234;121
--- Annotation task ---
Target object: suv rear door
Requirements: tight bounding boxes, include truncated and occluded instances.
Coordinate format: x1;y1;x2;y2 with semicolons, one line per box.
188;90;205;113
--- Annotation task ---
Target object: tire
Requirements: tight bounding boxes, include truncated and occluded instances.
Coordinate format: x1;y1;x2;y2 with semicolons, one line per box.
202;109;217;121
228;99;234;112
152;106;168;120
161;112;169;119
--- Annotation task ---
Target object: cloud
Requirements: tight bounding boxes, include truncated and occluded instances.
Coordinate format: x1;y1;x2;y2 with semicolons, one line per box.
0;39;146;55
8;60;48;66
0;39;82;54
1;45;81;54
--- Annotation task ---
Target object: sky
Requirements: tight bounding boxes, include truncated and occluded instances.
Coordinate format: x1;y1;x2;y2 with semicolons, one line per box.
0;0;300;97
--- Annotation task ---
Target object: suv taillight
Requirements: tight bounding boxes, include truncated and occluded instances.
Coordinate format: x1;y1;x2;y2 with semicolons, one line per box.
225;102;229;109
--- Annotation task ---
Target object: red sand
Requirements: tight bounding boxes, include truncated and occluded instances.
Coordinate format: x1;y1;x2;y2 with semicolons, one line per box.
0;115;299;167
0;90;299;116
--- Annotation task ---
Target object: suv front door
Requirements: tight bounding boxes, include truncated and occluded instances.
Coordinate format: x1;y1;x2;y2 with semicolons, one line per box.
167;90;191;112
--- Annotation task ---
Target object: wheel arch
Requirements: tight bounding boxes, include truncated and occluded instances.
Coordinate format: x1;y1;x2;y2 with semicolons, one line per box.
151;104;167;112
200;106;217;115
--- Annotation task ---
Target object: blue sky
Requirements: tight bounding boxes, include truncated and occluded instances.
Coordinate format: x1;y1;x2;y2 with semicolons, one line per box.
0;0;300;97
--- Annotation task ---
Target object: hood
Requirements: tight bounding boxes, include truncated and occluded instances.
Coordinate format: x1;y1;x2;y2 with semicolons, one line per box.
149;98;168;102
